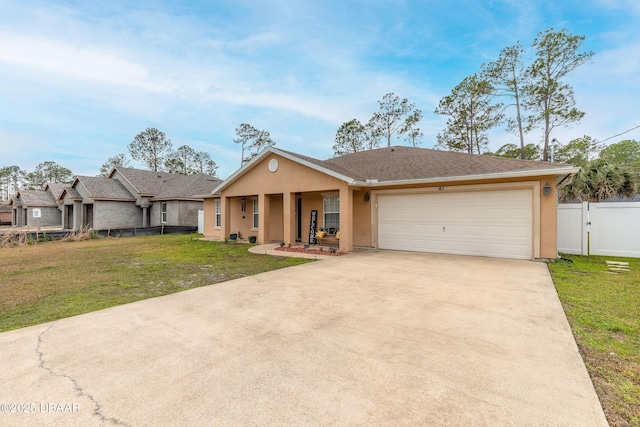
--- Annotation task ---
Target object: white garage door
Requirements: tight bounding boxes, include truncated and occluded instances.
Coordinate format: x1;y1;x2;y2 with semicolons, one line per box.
378;189;533;259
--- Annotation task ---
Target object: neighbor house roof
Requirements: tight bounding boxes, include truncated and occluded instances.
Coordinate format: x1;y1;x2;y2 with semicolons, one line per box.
110;167;220;200
12;189;58;207
0;200;11;213
59;186;82;201
151;174;222;200
43;182;67;200
73;176;137;201
211;146;579;195
9;196;21;207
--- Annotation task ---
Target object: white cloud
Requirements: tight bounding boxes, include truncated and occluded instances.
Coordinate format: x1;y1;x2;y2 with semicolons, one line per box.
0;32;171;92
593;0;640;14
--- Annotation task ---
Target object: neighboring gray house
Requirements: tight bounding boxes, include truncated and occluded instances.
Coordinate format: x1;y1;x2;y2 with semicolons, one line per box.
0;200;12;225
61;176;138;230
60;167;220;231
9;186;61;226
109;167;221;227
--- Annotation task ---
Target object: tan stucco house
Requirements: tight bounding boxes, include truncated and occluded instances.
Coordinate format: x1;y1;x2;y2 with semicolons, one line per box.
203;146;578;260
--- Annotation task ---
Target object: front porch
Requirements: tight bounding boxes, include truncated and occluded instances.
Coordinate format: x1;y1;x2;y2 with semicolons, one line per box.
215;186;361;253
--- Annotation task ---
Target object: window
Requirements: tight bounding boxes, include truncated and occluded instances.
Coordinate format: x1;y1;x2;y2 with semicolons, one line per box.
215;200;221;228
161;202;167;224
323;194;340;231
252;198;259;229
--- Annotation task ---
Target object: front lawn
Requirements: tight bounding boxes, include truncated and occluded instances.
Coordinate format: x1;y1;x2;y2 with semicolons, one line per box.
549;254;640;427
0;234;311;332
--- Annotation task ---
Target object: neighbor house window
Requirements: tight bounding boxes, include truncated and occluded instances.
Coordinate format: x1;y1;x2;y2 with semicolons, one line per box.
215;200;221;228
323;194;340;231
252;198;259;229
161;202;167;224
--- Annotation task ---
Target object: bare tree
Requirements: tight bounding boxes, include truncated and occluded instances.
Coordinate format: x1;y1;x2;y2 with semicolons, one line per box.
234;124;275;166
128;127;173;171
483;42;528;158
435;74;503;154
524;28;594;161
332;119;367;156
370;93;422;147
99;153;130;176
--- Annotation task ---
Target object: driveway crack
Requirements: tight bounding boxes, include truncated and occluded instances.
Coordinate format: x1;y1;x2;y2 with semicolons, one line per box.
36;323;131;427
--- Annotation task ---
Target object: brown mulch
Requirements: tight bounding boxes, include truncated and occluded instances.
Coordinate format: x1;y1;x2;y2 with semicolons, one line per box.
274;246;346;256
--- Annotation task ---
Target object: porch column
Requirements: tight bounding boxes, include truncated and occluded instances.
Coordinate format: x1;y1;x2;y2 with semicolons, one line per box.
339;186;353;252
258;193;270;244
73;201;82;230
222;196;231;241
283;192;296;246
142;206;148;228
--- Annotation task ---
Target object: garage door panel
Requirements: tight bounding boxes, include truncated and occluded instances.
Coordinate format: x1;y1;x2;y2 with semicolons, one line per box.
378;190;533;259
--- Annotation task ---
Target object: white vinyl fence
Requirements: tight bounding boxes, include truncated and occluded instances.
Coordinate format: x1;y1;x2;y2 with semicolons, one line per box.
557;202;640;257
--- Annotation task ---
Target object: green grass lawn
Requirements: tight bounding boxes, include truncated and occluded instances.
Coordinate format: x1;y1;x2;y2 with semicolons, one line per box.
549;254;640;427
0;234;311;333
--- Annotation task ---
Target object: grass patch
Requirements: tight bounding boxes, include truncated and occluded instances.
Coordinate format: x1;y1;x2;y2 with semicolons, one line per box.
0;234;311;332
549;254;640;427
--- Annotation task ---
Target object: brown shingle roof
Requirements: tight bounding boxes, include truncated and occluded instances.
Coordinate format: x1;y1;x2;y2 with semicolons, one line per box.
74;176;136;200
323;146;570;182
212;146;576;195
114;167;220;199
60;186;82;200
44;182;67;199
278;149;365;180
14;189;58;207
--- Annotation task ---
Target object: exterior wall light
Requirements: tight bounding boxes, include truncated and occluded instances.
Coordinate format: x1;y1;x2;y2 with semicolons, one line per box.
364;192;370;202
543;183;552;195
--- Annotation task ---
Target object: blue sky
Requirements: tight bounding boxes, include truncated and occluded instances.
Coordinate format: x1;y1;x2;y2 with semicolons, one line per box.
1;0;639;178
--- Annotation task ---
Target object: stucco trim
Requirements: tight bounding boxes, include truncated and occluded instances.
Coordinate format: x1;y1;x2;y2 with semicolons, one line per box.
353;166;578;188
209;147;358;196
91;198;138;202
150;197;205;202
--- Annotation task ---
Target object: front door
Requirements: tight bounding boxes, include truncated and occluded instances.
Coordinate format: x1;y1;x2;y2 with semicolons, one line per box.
295;196;302;241
83;204;94;228
65;205;73;229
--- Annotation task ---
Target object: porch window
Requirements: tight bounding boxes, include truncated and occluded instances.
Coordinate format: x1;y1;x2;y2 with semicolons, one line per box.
252;198;259;229
215;200;221;228
323;194;340;231
161;202;167;224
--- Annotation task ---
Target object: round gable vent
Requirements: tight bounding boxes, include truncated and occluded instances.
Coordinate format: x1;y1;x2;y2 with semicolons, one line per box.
268;158;279;172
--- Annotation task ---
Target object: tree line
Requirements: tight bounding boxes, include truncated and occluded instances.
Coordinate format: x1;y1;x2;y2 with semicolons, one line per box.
0;162;74;199
556;139;640;202
435;27;593;161
0;128;221;200
332;92;422;157
103;127;219;176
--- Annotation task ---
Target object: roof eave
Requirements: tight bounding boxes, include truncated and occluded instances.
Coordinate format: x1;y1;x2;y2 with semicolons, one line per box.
150;197;204;201
91;198;137;202
351;166;580;187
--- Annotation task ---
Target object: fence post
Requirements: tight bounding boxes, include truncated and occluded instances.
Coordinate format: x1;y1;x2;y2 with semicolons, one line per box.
582;202;589;255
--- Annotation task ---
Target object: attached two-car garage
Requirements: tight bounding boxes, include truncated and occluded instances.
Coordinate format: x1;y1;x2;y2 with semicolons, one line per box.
377;188;534;260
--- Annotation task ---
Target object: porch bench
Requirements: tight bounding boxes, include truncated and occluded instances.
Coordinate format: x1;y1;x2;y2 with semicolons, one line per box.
315;230;340;247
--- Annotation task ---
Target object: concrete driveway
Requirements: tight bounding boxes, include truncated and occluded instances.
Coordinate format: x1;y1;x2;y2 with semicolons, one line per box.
0;251;607;426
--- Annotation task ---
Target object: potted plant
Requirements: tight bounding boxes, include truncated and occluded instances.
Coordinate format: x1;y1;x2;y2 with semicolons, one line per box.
248;235;257;244
229;233;238;241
